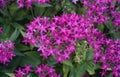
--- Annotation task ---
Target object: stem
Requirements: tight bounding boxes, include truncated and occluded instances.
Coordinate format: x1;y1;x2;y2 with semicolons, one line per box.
30;8;34;18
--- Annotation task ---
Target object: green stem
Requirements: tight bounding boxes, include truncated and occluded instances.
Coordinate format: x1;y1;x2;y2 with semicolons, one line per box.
30;8;34;18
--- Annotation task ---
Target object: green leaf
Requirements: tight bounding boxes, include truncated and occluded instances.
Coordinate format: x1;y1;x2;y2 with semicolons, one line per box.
11;23;25;30
87;65;95;75
0;9;8;17
6;73;15;77
112;32;120;39
69;68;76;77
14;47;25;56
105;22;114;30
9;28;20;42
28;73;37;77
14;9;27;21
75;63;86;77
85;61;95;75
63;60;73;68
0;17;3;23
0;73;10;77
33;3;52;8
63;65;70;77
19;52;41;67
107;73;113;77
3;24;11;38
86;47;94;60
15;44;30;52
97;24;104;32
61;0;76;13
9;3;18;16
47;56;57;66
33;6;46;16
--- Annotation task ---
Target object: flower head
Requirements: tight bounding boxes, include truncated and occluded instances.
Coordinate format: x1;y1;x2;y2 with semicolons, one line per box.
0;41;15;64
15;65;32;77
24;14;98;63
17;0;50;8
36;64;59;77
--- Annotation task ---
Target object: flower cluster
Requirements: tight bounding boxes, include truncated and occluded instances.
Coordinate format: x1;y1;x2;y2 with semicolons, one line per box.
36;64;60;77
15;64;59;77
0;0;7;8
111;10;120;26
0;41;15;64
105;39;120;77
89;30;120;76
17;0;50;8
23;12;120;76
82;0;120;26
15;65;32;77
23;14;97;63
97;39;120;76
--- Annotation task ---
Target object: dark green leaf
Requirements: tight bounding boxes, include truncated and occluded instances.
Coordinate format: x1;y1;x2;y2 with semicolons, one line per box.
75;63;86;77
33;3;52;8
107;73;113;77
19;52;41;67
15;44;30;52
11;23;25;30
9;28;20;42
0;73;10;77
69;68;76;77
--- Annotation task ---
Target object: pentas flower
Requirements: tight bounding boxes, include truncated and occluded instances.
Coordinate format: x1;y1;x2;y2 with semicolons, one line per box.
17;0;34;8
15;64;59;77
17;0;50;8
111;10;120;26
15;65;32;77
0;41;15;64
0;0;6;8
36;64;60;77
80;21;120;77
23;14;96;63
82;0;120;26
37;0;50;4
112;65;120;77
15;67;25;77
23;12;120;77
103;39;120;77
90;32;120;77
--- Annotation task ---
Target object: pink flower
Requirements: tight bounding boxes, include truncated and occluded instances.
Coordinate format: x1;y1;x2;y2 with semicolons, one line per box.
72;0;78;4
0;41;15;64
36;64;59;77
82;0;120;26
17;0;50;8
23;14;100;63
15;67;25;77
0;0;6;8
23;65;32;74
15;64;33;77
